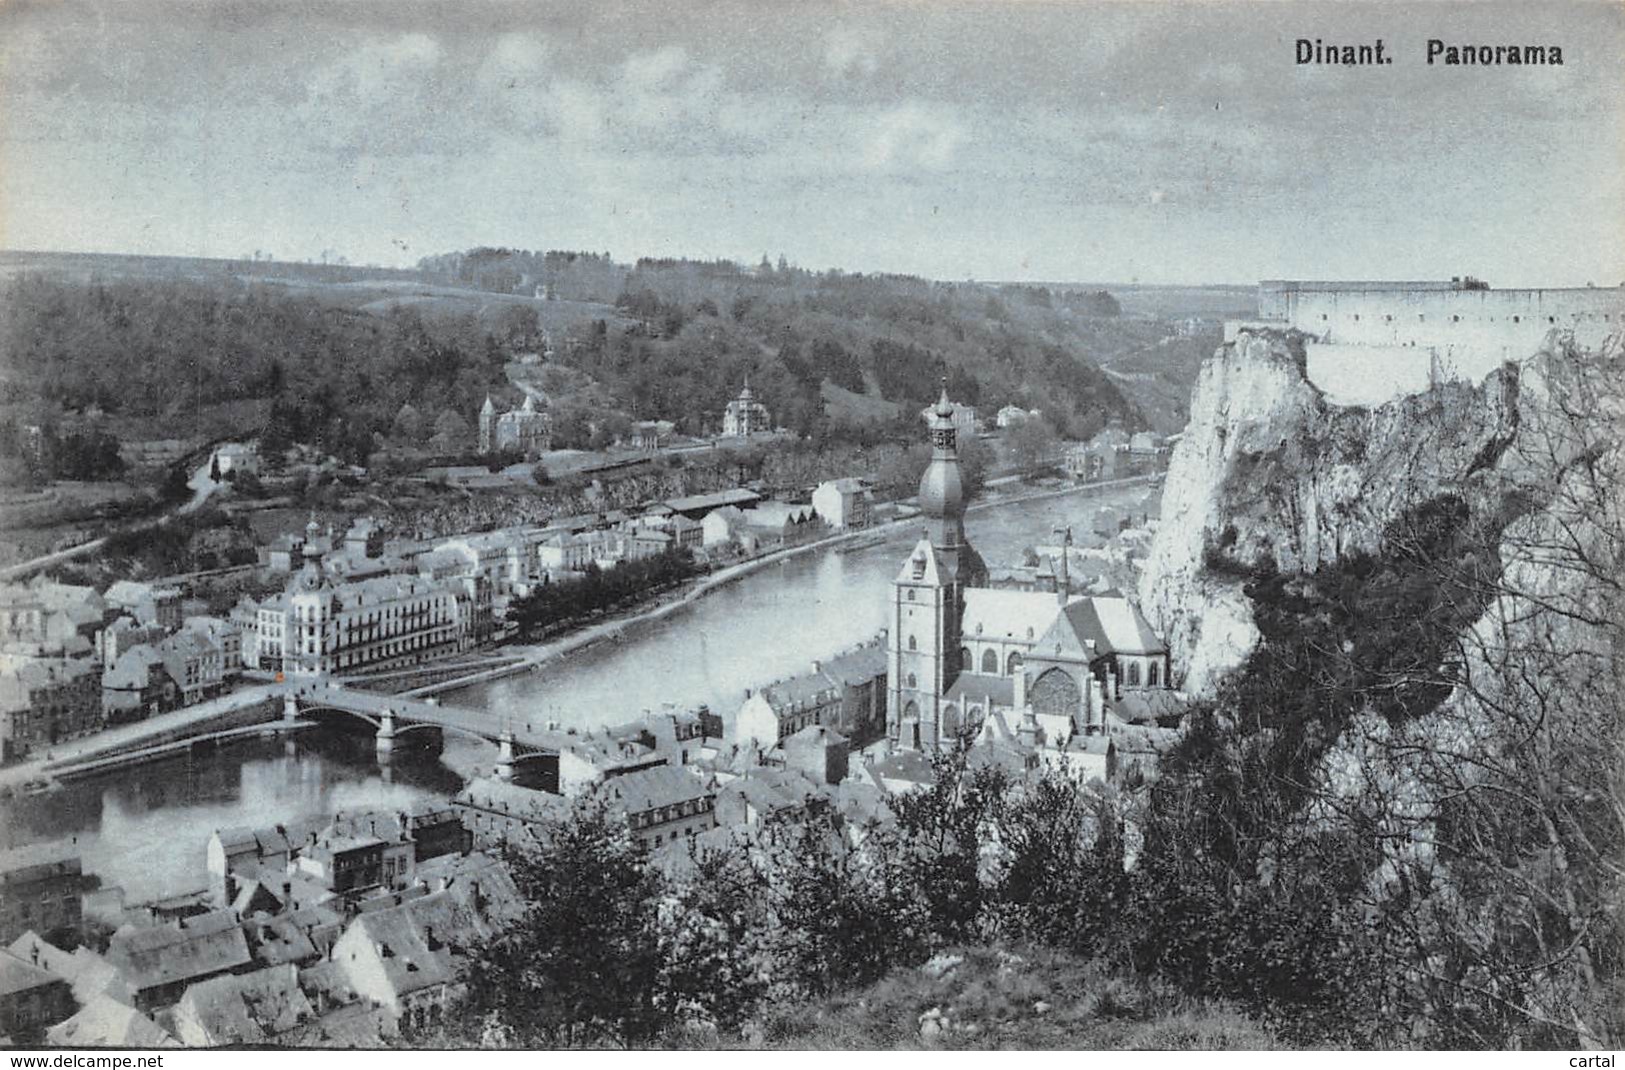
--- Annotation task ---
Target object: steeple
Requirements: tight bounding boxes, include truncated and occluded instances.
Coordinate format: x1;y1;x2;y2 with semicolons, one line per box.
917;378;986;587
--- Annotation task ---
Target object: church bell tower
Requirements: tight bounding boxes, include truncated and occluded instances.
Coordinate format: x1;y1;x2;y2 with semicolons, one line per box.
888;382;987;750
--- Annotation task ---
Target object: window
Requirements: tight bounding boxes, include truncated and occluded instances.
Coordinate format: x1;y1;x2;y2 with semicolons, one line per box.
1006;651;1023;675
1149;661;1161;687
906;673;917;688
1126;662;1141;686
908;635;917;651
981;649;998;673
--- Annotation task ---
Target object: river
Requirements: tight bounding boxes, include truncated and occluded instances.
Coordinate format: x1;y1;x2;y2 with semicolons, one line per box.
0;481;1153;903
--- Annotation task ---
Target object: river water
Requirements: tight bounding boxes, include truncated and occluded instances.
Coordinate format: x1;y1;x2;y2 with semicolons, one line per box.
0;483;1152;902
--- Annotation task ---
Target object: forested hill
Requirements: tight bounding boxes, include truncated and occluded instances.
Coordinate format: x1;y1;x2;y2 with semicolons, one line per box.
420;250;1151;441
0;250;1157;467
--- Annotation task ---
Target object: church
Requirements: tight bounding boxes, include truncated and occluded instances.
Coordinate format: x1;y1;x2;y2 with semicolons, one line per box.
887;388;1172;754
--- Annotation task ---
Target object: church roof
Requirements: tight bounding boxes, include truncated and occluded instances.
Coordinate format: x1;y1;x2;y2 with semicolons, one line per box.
945;674;1015;709
962;588;1061;643
1064;595;1166;656
1034;599;1100;663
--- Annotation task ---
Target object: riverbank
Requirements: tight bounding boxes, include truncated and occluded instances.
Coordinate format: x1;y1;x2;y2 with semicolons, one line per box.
430;472;1159;701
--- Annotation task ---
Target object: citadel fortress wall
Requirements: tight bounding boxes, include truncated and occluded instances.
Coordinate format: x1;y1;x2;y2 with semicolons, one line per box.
1226;280;1625;405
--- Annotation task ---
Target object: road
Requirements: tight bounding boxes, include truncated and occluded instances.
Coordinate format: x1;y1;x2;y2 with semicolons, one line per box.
0;449;228;583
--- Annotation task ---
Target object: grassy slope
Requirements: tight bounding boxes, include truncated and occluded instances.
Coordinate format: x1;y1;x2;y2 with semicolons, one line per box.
732;945;1278;1051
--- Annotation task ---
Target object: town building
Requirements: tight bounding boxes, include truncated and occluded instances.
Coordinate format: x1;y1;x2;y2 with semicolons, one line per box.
101;645;176;723
103;580;183;633
254;546;461;677
721;379;771;437
733;640;888;749
105;909;255;1013
45;994;178;1047
156;630;226;706
664;487;762;521
812;477;875;530
0;845;99;945
7;931;132;1008
184;616;243;675
0;658;102;760
0;949;76;1040
630;420;675;451
598;765;718;851
478;394;551;458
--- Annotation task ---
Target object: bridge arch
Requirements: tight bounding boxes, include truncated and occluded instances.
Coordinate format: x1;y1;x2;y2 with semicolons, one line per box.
294;704;383;732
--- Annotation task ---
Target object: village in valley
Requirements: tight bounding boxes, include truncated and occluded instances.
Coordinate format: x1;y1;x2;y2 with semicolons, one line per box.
2;0;1621;1054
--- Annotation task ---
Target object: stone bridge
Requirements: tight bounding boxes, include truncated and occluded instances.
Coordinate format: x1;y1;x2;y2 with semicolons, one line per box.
282;683;566;782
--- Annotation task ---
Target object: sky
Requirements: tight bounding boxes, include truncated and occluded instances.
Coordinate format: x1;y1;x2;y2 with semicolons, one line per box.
2;0;1621;286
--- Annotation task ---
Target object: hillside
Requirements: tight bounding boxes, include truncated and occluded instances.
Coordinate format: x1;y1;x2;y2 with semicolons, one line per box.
0;250;1174;479
1134;327;1623;1047
738;945;1276;1050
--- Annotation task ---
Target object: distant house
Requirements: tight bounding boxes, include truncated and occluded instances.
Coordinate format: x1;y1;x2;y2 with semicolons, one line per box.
212;443;259;478
995;405;1038;429
102;645;177;723
812;478;874;530
919;398;977;438
630;420;676;451
701;506;749;549
721;381;771;437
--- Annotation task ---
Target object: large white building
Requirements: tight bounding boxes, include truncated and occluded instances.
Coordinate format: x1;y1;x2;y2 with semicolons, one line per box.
253;534;462;677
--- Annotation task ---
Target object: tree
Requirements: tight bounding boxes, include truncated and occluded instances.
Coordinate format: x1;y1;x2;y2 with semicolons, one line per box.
1008;414;1059;472
460;800;665;1047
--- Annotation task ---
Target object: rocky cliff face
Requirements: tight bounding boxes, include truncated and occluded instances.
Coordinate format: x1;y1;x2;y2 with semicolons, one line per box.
1140;327;1530;695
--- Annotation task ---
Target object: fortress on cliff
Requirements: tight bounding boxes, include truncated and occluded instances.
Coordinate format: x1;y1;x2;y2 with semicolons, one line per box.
1226;278;1625;404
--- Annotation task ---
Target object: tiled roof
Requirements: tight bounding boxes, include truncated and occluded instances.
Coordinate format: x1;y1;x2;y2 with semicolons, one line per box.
176;964;313;1044
46;995;178;1048
601;765;710;813
106;911;253;992
0;948;64;996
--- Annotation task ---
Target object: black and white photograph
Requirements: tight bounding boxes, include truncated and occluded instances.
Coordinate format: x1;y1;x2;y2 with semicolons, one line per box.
0;0;1621;1054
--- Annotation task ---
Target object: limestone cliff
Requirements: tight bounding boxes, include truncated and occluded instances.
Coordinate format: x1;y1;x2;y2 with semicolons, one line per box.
1140;327;1532;695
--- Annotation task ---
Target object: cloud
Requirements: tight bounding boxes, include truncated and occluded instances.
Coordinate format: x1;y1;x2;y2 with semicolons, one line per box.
297;33;459;156
824;26;880;77
860;103;967;173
